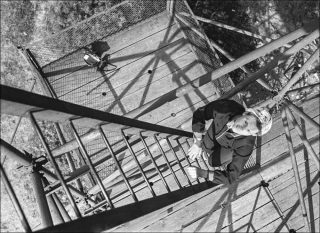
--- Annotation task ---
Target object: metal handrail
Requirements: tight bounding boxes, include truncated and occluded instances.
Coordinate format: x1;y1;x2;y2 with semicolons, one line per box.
1;85;193;139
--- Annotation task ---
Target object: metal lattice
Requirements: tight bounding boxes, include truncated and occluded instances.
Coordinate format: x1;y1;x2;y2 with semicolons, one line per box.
174;0;241;103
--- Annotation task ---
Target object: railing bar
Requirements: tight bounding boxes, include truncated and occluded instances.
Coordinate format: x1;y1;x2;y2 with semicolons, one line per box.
29;112;82;218
121;130;156;197
69;121;114;209
285;107;320;171
98;127;138;202
165;137;193;186
282;108;311;232
0;163;32;232
153;134;182;189
175;139;201;184
139;132;171;192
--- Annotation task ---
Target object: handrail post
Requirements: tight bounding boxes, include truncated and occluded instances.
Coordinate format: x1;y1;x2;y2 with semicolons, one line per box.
153;134;182;189
30;163;53;228
282;107;311;232
99;126;138;202
121;130;156;197
139;132;171;192
0;163;32;233
285;106;320;171
166;137;193;186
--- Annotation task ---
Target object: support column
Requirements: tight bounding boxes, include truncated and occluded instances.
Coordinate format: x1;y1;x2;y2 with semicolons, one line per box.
30;162;53;228
42;177;64;225
282;107;311;232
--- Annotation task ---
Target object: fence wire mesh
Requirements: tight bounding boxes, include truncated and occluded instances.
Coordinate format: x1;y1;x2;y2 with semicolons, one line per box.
27;0;167;68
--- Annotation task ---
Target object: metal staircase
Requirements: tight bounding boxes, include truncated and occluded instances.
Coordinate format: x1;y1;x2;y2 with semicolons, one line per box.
1;84;212;232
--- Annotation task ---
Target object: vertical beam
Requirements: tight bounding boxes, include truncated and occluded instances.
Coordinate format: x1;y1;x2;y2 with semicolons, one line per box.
121;130;156;197
166;0;175;16
285;107;320;171
139;132;171;192
99;127;138;202
29;112;82;218
0;163;32;233
30;167;53;228
42;177;64;225
52;194;71;222
282;108;311;232
69;121;113;209
166;137;192;186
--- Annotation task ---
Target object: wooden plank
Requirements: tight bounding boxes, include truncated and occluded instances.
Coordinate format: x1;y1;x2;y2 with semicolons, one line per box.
111;170;261;232
143;176;263;232
136;81;218;125
258;128;319;182
181;187;272;232
269;162;318;195
90;53;205;114
283;192;319;232
89;51;197;103
43;11;175;75
258;217;291;232
59;38;192;113
54;23;184;96
219;202;287;232
272;170;319;212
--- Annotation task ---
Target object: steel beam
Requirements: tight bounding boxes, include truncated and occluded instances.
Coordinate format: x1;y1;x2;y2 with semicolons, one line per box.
0;163;32;232
285;107;319;171
30;170;54;228
282;108;311;232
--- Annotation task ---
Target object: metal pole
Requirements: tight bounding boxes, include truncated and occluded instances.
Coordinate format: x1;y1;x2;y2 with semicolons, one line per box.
286;82;320;94
165;137;192;186
285;99;320;130
69;121;114;209
282;108;311;232
52;194;71;222
183;13;272;42
175;138;201;184
219;30;319;102
29;112;82;218
139;132;171;192
99;127;138;202
121;130;156;197
30;166;53;228
285;107;320;171
153;135;182;188
42;177;64;225
0;163;32;232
